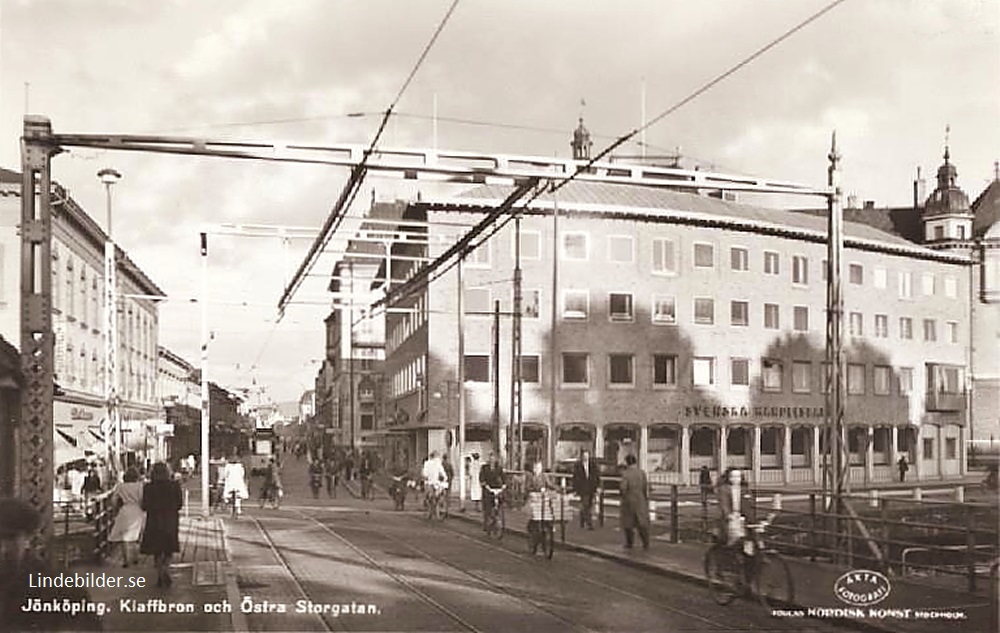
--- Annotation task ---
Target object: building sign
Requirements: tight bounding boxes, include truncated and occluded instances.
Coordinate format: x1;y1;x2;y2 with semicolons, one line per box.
683;405;826;419
70;407;95;421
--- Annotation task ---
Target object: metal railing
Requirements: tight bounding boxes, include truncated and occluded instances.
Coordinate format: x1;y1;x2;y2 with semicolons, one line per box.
52;489;116;567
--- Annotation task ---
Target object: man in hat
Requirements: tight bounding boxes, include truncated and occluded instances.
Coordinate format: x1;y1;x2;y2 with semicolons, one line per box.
1;498;103;630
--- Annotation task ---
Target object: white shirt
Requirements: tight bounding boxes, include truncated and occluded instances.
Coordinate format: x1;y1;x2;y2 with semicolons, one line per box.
422;457;448;486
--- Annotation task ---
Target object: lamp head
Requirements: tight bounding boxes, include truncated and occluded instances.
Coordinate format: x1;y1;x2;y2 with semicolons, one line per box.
97;168;122;185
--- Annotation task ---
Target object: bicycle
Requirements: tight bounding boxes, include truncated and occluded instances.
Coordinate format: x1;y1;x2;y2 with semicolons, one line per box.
483;485;506;540
527;489;556;559
425;480;447;522
704;513;793;608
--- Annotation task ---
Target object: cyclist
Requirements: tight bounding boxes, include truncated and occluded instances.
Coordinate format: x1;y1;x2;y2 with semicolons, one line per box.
479;452;506;532
421;451;449;513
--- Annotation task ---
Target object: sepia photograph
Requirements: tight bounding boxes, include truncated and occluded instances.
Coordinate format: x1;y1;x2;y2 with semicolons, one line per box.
0;1;998;631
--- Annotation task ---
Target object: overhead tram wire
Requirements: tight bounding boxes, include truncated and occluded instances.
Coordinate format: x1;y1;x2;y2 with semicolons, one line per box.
372;0;849;314
277;0;462;318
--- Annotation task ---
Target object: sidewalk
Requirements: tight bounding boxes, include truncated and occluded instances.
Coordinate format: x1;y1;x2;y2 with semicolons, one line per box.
440;496;994;633
70;514;239;632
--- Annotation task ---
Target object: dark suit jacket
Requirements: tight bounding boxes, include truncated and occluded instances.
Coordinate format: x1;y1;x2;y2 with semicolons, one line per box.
572;458;601;496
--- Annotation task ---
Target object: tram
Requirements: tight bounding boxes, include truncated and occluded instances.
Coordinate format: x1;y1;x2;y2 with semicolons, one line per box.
249;425;276;476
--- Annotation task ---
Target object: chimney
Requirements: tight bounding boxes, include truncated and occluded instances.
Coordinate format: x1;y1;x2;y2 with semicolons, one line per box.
864;200;875;210
913;166;926;209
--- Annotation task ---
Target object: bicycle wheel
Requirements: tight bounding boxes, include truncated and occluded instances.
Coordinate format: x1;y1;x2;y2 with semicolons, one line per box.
704;544;739;605
497;505;505;540
755;552;794;608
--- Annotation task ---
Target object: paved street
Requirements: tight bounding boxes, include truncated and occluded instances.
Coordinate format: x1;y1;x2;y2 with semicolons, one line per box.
219;460;847;633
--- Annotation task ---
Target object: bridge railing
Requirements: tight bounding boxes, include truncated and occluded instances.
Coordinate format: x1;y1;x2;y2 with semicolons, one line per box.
52;488;116;567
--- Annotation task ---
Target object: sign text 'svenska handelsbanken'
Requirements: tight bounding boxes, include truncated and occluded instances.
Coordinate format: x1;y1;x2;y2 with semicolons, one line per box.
683;405;826;419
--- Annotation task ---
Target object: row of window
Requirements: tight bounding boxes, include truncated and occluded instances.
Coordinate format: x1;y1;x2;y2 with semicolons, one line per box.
461;353;962;395
463;287;961;342
58;344;156;403
462;231;960;301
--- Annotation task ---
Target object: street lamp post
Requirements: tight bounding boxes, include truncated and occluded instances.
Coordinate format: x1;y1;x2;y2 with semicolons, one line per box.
98;168;122;479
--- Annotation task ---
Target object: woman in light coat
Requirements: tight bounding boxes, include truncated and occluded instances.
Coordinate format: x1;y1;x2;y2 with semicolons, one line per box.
109;466;144;567
221;451;249;515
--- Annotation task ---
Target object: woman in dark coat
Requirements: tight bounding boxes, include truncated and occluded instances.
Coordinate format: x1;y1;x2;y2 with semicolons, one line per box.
141;462;182;587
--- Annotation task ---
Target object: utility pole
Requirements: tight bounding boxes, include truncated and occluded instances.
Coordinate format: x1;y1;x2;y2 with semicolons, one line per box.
457;256;466;509
199;232;210;518
349;260;355;453
511;213;523;471
548;184;559;467
492;299;501;464
98;167;122;478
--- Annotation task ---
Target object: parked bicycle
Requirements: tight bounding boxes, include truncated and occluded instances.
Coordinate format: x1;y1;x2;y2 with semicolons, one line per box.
484;484;506;540
527;488;556;559
704;513;793;608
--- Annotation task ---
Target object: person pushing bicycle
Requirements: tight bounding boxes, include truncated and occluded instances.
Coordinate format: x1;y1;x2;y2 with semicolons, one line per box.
421;451;449;507
479;452;506;532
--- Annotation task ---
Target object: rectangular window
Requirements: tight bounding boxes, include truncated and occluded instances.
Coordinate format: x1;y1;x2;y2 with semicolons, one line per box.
793;306;809;332
928;364;962;394
849;263;864;285
465;287;491;316
947;321;958;344
921;273;935;296
562;290;589;319
562;353;589;385
923;319;937;342
849;312;864;337
848;363;866;395
899;271;913;299
694;243;714;268
764;251;780;275
945;438;957;460
360;414;374;431
608;354;635;386
792;361;812;393
652;238;677;275
874;365;891;395
520;230;541;260
520;355;540;383
874;267;887;289
652;354;677;387
792;255;808;285
607;236;634;263
694;298;714;325
521;289;540;319
764;303;780;329
762;359;783;392
899;317;913;340
468;240;491;267
464;355;490;383
562;232;589;261
898;367;913;394
944;276;958;298
874;314;888;338
730;301;749;327
731;358;749;387
692;357;715;386
608;292;634;322
652;295;676;324
730;247;749;271
923;438;934;460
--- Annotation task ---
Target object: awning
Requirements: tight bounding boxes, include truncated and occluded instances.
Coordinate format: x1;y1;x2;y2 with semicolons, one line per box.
54;430;86;466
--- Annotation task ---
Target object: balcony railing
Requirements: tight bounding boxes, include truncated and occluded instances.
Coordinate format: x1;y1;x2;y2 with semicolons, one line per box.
925;390;966;412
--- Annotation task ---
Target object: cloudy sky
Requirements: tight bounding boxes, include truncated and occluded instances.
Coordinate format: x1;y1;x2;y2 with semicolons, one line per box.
1;0;997;404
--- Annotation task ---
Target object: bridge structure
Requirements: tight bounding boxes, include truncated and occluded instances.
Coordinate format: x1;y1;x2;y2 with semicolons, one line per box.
12;114;845;555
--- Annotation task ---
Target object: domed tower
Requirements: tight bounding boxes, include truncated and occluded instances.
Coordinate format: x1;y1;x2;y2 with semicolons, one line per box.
571;117;592;161
923;136;973;247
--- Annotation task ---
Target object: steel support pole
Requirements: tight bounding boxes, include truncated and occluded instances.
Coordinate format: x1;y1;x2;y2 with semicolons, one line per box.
19;116;57;556
103;190;120;478
512;214;523;471
825;133;846;552
199;232;210;518
492;300;501;462
457;256;466;509
548;186;559;467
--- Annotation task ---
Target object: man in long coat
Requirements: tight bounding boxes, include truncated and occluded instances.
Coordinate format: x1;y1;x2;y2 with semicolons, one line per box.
572;449;601;529
618;453;650;549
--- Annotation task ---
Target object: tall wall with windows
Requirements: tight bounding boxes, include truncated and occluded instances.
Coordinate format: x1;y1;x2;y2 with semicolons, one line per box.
383;180;971;484
0;168;163;469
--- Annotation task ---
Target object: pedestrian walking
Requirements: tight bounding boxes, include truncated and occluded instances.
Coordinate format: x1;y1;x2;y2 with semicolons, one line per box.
441;453;455;515
1;498;103;631
82;466;102;520
109;466;145;568
324;457;338;498
897;455;909;482
479;453;504;531
222;451;249;515
140;462;183;588
699;465;713;508
619;454;650;550
469;453;483;511
359;453;374;499
308;459;324;498
572;449;601;529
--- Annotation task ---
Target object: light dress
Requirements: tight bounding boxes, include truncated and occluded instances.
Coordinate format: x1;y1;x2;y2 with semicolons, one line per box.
222;461;250;500
109;481;145;542
469;460;482;502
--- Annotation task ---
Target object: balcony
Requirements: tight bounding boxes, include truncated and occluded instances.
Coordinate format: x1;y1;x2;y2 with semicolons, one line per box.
925;390;966;412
